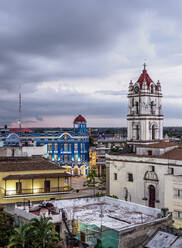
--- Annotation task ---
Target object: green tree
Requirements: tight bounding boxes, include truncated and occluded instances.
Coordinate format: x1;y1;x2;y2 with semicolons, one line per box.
87;169;97;185
30;215;59;248
0;206;14;247
89;136;95;147
8;223;31;248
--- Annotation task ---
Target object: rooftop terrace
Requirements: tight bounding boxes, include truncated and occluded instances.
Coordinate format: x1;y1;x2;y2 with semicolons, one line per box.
50;196;163;232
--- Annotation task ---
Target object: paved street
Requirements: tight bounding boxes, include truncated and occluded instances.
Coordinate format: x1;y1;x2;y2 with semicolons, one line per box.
62;176;105;199
71;175;87;190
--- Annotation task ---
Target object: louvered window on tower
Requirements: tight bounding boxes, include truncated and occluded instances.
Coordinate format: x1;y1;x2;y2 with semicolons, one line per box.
151;84;154;94
136;102;139;114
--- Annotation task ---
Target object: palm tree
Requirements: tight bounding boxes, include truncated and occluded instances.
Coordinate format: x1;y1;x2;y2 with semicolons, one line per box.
0;206;14;247
8;223;31;248
30;215;59;248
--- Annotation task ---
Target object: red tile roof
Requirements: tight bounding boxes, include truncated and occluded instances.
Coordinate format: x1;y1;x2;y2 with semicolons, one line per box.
137;68;158;90
0;157;65;172
9;128;33;133
74;114;86;123
160;148;182;160
139;142;177;148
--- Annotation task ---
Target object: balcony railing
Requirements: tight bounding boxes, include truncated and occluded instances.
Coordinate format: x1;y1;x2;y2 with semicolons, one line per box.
3;186;72;197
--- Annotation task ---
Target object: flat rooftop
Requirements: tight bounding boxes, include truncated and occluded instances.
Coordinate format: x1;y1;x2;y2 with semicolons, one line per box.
138;141;177;148
52;196;162;231
109;148;182;161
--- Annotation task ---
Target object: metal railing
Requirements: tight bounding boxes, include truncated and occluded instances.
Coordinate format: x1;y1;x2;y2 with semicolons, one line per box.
3;186;72;196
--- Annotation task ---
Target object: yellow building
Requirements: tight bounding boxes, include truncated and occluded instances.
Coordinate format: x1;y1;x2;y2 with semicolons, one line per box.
0;156;72;204
89;150;97;170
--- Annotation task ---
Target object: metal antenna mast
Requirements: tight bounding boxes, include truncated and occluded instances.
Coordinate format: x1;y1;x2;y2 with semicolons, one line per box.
18;92;22;129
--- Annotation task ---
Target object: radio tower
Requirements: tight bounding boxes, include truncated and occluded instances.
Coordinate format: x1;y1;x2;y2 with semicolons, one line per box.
18;92;22;129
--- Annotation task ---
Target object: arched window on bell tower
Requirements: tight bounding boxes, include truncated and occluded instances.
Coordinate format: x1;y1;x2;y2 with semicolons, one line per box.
136;125;140;140
152;125;155;140
151;84;154;94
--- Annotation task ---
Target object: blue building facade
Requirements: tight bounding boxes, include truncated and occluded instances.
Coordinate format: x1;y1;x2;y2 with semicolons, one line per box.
0;115;89;176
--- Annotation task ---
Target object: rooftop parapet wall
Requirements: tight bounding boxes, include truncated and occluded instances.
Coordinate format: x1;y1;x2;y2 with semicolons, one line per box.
52;196;163;231
119;214;172;248
54;196;161;217
106;150;182;167
136;145;178;156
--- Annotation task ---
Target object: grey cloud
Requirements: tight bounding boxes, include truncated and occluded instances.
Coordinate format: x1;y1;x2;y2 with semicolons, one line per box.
0;90;127;125
163;104;182;119
0;87;181;127
0;0;181;126
95;90;127;96
165;95;182;99
0;0;152;91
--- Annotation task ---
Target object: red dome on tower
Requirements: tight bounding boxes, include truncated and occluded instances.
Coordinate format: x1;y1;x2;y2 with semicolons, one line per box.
74;114;86;123
137;64;153;89
137;69;153;88
135;63;159;91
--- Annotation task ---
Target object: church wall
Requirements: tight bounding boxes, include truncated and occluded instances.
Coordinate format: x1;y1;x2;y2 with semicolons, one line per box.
106;155;171;209
164;174;182;227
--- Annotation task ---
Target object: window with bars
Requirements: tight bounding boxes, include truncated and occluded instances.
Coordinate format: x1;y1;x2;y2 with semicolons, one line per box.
174;188;182;197
64;143;68;151
74;143;78;151
48;143;52;151
128;173;133;182
81;143;83;151
114;173;117;180
174;210;182;219
54;143;58;151
64;154;68;162
75;154;78;161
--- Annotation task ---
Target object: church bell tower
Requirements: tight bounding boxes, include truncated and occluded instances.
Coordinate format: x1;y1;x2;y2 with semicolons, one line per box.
127;64;163;145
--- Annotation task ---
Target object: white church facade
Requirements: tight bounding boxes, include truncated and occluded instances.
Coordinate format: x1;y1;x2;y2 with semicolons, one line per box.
106;65;182;227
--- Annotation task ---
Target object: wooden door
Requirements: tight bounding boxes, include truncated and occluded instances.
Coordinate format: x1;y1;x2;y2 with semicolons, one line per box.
148;185;155;208
16;182;22;194
44;180;50;193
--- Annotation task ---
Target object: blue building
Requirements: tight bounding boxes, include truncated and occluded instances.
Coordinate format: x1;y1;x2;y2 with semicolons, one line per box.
0;115;89;176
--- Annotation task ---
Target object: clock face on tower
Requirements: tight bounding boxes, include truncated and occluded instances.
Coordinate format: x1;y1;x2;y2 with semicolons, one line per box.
134;86;139;94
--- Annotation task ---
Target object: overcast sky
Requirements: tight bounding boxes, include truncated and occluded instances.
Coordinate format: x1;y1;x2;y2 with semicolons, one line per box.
0;0;182;127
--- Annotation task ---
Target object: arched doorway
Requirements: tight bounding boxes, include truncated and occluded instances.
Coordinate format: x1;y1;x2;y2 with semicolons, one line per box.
81;166;86;176
74;167;79;176
148;185;155;208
